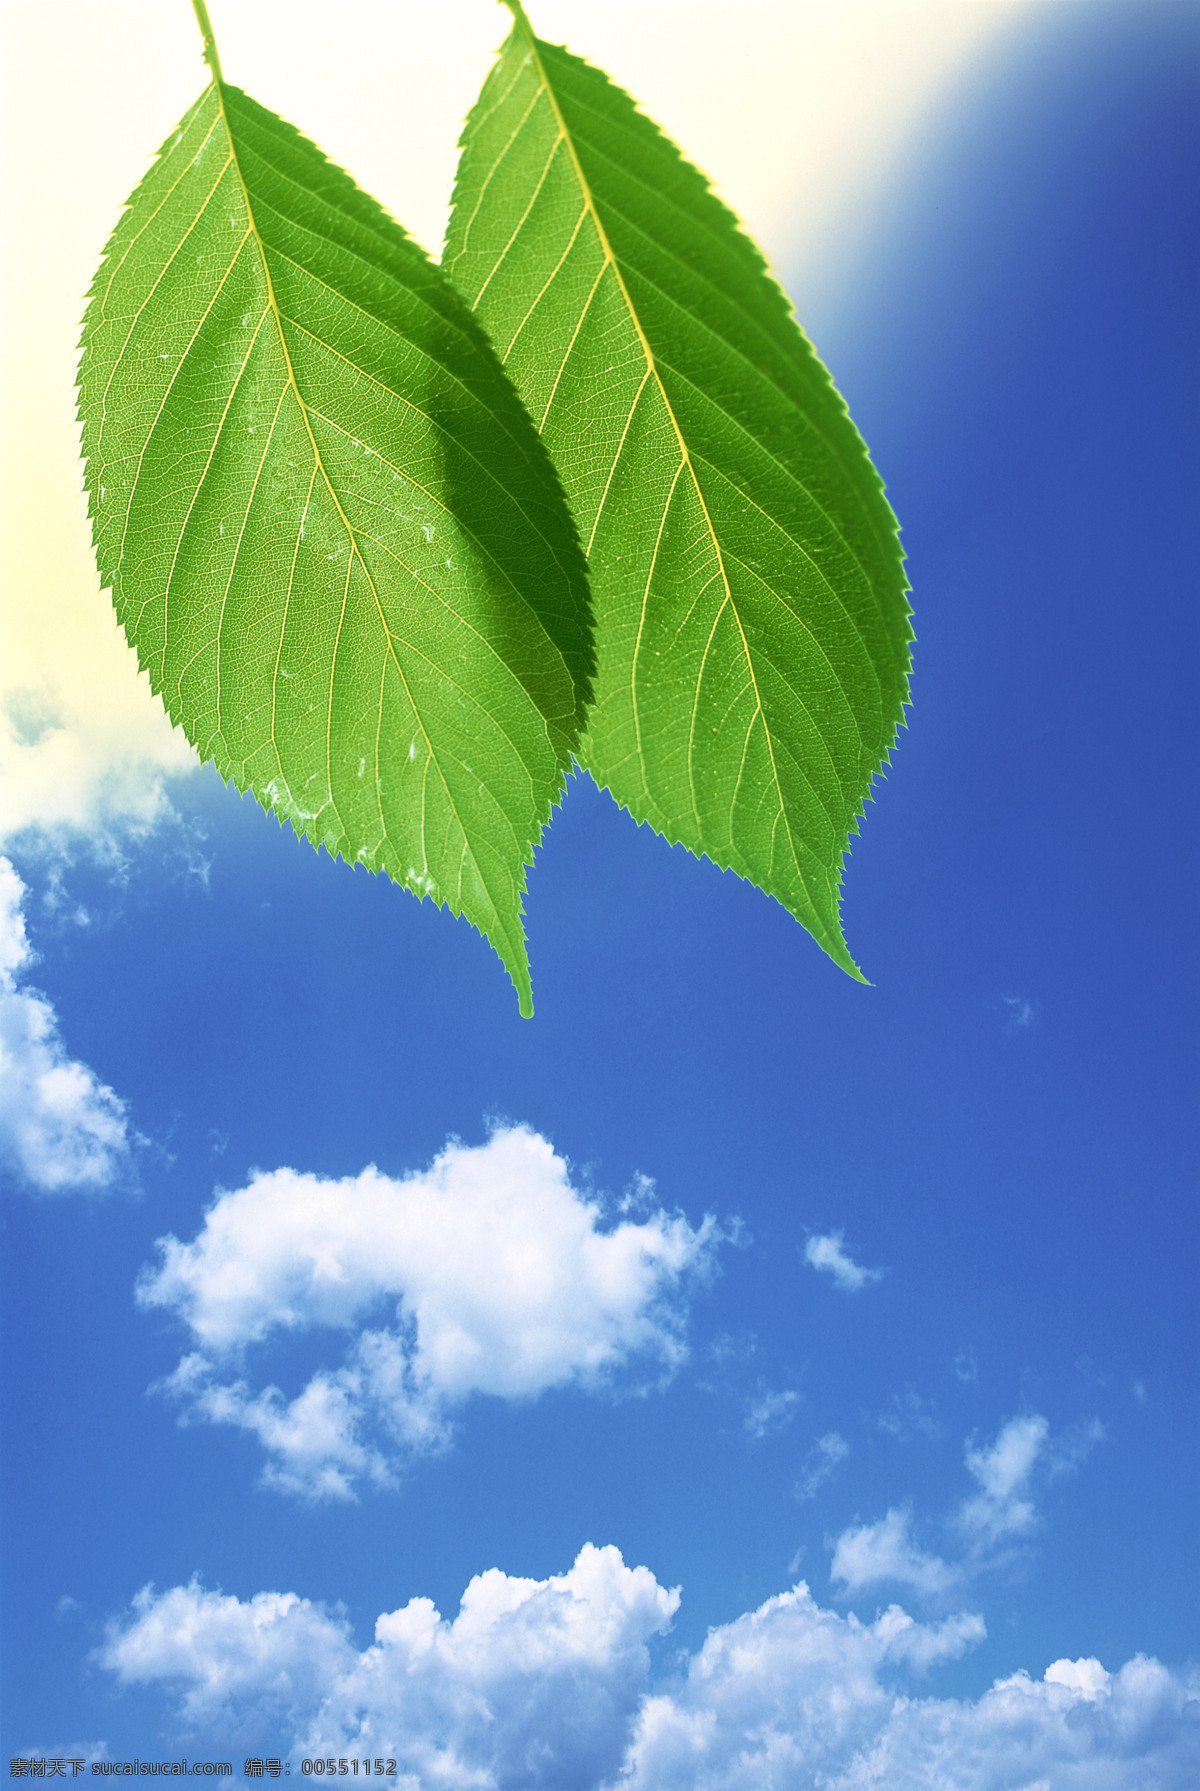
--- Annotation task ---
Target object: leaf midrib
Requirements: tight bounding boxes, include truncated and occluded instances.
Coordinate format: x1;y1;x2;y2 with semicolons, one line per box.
113;96;548;853
499;7;868;972
506;7;807;896
537;118;897;588
234;158;589;618
483;40;902;649
209;76;518;925
455;63;881;647
231;92;596;513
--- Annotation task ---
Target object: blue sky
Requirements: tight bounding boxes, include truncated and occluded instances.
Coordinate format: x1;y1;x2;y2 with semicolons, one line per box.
1;1;1197;1784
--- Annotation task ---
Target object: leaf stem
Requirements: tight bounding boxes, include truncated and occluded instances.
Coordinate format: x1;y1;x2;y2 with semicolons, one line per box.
189;0;225;83
501;0;534;30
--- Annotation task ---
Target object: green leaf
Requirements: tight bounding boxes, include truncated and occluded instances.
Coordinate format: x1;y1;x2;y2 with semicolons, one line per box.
445;2;911;977
79;75;594;1016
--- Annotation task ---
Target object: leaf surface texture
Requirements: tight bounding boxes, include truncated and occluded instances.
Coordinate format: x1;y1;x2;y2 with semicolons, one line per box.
79;80;594;1014
445;4;911;974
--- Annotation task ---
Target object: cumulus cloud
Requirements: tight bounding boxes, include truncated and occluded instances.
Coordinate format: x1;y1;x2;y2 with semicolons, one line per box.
99;1582;354;1736
621;1584;984;1789
97;1549;1199;1788
804;1231;883;1292
101;1545;678;1779
138;1127;720;1498
796;1430;851;1501
830;1507;960;1600
0;857;133;1193
827;1653;1199;1791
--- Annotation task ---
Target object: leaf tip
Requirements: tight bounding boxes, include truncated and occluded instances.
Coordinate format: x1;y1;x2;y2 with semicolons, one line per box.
498;940;535;1018
821;927;870;987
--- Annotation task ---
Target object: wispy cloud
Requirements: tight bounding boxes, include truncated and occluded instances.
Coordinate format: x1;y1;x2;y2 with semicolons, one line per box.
956;1413;1049;1549
803;1230;884;1292
138;1127;721;1499
97;1548;1199;1786
877;1384;941;1442
1048;1416;1107;1478
954;1412;1106;1557
0;858;133;1193
795;1431;850;1501
1001;993;1038;1031
833;1411;1106;1601
744;1387;801;1440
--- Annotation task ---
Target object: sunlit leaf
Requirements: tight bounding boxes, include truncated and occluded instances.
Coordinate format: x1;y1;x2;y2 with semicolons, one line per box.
79;76;593;1015
445;1;911;976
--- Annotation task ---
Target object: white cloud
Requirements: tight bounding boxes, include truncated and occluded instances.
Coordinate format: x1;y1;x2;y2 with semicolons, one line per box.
834;1412;1105;1601
0;857;133;1193
621;1584;984;1789
101;1545;678;1779
161;1354;414;1504
796;1430;851;1501
1048;1416;1107;1480
1001;992;1038;1031
99;1550;1199;1788
957;1413;1050;1548
830;1507;960;1600
953;1412;1105;1556
744;1387;801;1440
877;1384;941;1442
1044;1655;1112;1702
804;1230;884;1292
826;1653;1199;1791
0;662;196;855
1;582;197;1199
138;1127;720;1498
99;1582;356;1734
